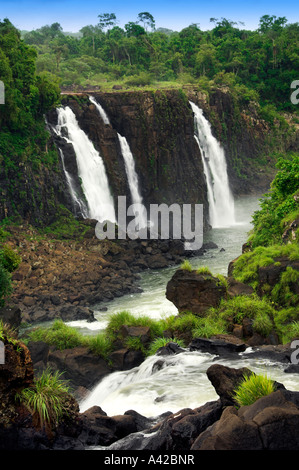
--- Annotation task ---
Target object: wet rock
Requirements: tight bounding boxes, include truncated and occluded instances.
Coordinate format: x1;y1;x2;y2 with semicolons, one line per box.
189;336;246;357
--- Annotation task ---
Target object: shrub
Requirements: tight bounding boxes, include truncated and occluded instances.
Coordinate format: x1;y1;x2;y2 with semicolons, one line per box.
232;373;276;407
16;369;71;428
0;245;21;272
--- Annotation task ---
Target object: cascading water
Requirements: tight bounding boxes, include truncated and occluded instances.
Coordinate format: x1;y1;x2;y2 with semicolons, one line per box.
54;106;116;223
117;133;147;228
58;148;89;218
189;101;235;228
89;95;147;228
89;95;110;125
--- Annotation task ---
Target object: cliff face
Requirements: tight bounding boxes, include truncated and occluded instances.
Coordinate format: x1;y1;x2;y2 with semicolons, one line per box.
3;87;296;229
48;90;210;226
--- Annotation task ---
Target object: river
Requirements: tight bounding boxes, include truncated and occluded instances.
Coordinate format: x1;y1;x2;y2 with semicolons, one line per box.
75;195;299;418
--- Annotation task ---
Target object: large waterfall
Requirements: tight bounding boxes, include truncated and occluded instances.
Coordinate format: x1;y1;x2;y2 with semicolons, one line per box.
189;101;235;228
55;106;116;223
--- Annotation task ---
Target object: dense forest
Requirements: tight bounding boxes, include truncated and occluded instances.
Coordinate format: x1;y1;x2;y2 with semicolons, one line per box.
19;12;299;112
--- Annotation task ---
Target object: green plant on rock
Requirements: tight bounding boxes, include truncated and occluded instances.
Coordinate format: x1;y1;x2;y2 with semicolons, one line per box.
232;373;276;408
192;314;228;339
196;266;212;275
180;260;193;271
16;369;71;428
147;336;185;356
271;267;299;307
216;295;276;337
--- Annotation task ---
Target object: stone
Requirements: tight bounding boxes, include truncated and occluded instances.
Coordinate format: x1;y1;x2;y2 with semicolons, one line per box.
206;364;254;406
166;269;227;315
192;390;299;450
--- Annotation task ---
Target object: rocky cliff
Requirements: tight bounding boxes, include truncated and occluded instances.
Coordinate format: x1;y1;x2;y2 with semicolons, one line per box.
46;87;298;230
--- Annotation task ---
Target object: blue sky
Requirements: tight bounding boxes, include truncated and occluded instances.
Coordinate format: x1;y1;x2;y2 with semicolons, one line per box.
1;0;299;32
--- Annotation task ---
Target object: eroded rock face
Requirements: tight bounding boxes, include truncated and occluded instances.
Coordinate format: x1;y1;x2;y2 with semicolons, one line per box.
166;269;227;315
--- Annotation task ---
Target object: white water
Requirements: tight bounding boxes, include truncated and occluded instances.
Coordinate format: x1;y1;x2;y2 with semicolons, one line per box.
190;101;235;228
89;96;110;125
58;148;89;218
55;106;116;223
79;347;299;418
117;133;147;228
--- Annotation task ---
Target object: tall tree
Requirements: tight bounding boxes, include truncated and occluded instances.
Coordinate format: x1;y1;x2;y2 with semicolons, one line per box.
137;12;155;31
98;13;117;31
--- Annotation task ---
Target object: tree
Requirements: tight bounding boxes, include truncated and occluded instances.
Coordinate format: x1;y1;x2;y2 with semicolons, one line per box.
125;22;146;38
137;12;155;31
98;13;117;31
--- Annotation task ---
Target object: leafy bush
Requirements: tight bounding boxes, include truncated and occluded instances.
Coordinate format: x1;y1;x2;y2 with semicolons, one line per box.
232;373;276;407
249;154;299;248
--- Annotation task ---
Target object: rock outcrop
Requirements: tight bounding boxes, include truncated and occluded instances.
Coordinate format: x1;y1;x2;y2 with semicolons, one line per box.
166;268;227;315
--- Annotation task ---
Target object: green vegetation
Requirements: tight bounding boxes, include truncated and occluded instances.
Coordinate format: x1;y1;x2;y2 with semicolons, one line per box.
196;266;212;275
232;373;276;408
19;13;299;112
15;369;71;428
248;154;299;248
26;319;112;360
40;205;90;240
180;260;193;271
146;336;185;356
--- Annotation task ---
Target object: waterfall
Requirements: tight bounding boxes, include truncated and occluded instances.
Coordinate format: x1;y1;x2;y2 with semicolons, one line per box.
189;101;235;228
58;148;89;218
117;133;147;228
89;95;147;228
79;351;218;417
54;106;116;223
89;95;110;125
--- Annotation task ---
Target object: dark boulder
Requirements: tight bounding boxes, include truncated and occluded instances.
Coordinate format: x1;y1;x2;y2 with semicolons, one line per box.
189;336;246;357
191;389;299;450
166;269;227;315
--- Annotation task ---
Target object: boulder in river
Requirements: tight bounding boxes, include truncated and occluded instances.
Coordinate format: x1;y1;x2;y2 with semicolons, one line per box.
166;269;227;315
